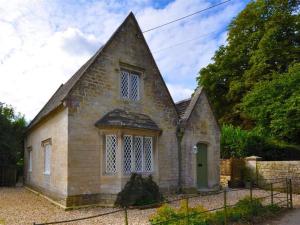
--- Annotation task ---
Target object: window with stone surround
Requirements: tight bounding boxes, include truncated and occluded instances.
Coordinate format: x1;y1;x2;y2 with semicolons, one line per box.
105;135;117;174
43;143;51;175
104;134;154;175
120;69;140;101
27;147;32;172
123;135;153;174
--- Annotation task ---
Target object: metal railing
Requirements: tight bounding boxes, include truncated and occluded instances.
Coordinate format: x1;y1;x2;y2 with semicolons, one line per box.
33;178;293;225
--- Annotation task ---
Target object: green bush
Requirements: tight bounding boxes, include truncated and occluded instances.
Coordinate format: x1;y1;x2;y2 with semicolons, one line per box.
150;201;209;225
149;197;281;225
221;124;249;158
115;173;163;207
221;124;300;160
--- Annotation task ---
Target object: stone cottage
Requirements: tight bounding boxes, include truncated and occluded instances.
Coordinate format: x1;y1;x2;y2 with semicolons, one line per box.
24;12;220;208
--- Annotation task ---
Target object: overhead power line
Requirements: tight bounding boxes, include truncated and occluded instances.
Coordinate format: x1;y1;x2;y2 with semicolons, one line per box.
142;0;232;33
152;31;216;54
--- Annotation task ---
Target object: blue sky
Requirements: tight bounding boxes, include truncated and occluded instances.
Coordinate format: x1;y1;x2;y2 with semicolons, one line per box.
0;0;250;120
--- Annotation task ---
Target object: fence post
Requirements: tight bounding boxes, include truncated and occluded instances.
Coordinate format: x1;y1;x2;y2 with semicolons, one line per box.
289;179;293;209
184;197;189;225
224;189;227;225
286;178;289;208
250;181;253;202
124;207;128;225
270;183;273;205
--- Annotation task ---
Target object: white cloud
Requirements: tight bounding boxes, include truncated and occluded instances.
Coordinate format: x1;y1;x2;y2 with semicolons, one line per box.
166;83;194;102
0;0;248;120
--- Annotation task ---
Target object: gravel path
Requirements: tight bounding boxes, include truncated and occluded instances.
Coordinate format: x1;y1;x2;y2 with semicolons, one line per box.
1;187;299;225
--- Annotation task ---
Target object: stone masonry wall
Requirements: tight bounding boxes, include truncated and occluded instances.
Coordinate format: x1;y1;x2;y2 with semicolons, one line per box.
66;15;179;200
24;107;68;204
256;161;300;193
181;91;220;190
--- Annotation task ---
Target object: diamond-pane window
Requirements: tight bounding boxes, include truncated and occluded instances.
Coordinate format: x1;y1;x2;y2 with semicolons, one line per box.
130;74;139;101
122;135;154;174
121;71;129;98
144;137;153;172
105;135;117;174
120;69;140;101
134;136;143;172
123;135;133;174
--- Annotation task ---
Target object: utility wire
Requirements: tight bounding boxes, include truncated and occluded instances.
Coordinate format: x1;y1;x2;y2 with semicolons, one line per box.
152;31;216;54
142;0;232;33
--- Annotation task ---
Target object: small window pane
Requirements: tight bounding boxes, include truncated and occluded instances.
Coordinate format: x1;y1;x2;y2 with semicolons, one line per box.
144;137;153;172
44;144;51;175
106;135;117;174
123;135;133;174
121;70;129;98
130;74;139;101
134;136;143;172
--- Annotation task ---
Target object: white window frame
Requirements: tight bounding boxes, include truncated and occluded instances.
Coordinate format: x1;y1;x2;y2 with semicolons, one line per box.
120;69;140;101
44;143;51;175
122;135;153;174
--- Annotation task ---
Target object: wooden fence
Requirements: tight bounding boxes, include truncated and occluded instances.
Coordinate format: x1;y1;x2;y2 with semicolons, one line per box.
0;165;17;186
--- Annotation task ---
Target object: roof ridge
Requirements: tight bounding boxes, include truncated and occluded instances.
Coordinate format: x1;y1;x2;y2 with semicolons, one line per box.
180;87;203;121
27;13;136;131
175;97;191;105
27;84;64;129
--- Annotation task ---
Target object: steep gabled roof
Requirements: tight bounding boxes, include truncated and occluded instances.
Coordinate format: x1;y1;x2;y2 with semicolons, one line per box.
27;12;178;131
175;87;203;121
176;87;220;130
27;47;103;130
175;98;191;119
95;109;161;131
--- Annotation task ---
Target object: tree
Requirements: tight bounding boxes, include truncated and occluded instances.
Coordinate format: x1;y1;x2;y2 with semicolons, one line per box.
0;103;26;167
198;0;300;126
241;63;300;144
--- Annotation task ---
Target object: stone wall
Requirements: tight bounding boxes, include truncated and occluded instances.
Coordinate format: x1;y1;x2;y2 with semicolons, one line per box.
181;91;220;191
24;107;68;204
256;161;300;193
243;157;300;193
66;14;179;202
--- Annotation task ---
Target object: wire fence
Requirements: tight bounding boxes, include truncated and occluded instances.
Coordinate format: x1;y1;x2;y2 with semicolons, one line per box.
33;178;294;225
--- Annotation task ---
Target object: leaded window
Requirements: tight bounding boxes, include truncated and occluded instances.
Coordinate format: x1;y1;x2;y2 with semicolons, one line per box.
144;137;153;172
123;135;153;174
123;135;133;174
121;70;129;98
120;69;140;101
105;135;117;174
130;74;139;101
134;136;143;172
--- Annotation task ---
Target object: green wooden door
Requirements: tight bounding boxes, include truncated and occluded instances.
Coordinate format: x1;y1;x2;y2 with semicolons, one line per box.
196;143;208;189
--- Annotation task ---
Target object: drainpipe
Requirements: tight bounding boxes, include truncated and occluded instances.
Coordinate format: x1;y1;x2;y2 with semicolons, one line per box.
176;122;184;193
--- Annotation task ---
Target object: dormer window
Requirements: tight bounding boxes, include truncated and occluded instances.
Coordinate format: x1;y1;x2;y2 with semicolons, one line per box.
120;69;140;101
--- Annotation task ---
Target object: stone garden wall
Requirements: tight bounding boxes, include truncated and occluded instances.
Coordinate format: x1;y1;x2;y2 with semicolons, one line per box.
221;157;300;193
254;161;300;193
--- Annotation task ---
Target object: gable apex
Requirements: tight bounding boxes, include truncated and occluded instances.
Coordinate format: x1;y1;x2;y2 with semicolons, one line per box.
27;12;178;131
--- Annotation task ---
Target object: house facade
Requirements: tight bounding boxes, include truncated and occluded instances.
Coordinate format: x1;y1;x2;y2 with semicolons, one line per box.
24;13;220;208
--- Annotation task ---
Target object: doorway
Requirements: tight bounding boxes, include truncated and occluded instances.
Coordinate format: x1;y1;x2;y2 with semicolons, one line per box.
196;143;208;189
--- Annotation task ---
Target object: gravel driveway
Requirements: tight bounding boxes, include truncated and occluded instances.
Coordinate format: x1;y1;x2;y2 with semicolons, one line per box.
1;187;299;225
